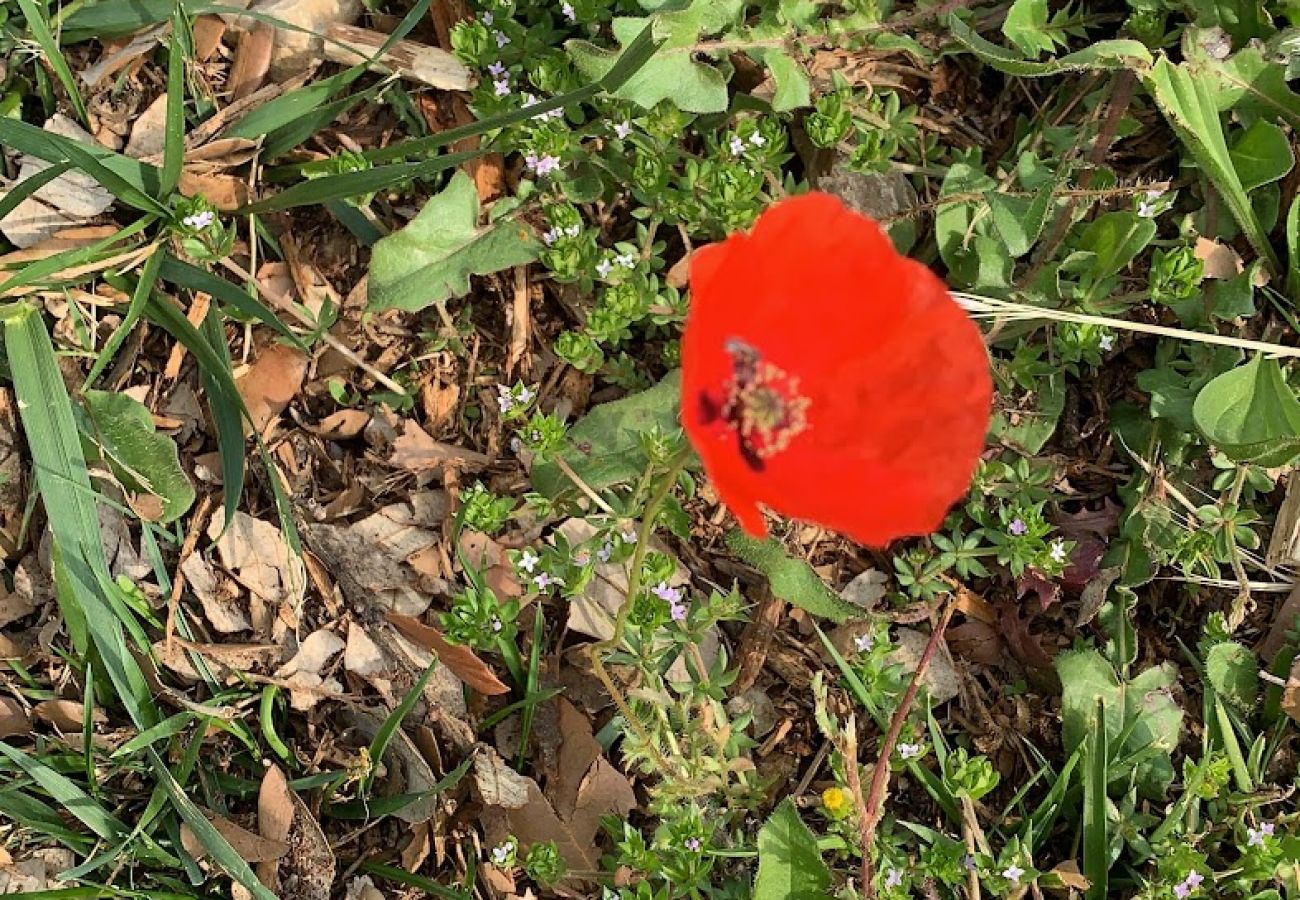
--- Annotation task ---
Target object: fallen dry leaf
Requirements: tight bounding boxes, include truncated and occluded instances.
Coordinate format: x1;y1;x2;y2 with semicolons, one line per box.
308;409;370;440
230;0;363;80
1194;236;1244;280
208;512;306;615
390;421;490;474
0;696;30;739
229;24;275;100
888;628;960;705
182;553;251;634
236;343;308;436
275;629;345;711
257;763;335;899
344;622;392;699
386;613;510;695
33;699;103;732
345;875;386;900
181;812;289;863
665;248;698;289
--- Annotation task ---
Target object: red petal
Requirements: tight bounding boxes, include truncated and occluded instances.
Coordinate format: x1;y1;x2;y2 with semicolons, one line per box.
682;193;992;547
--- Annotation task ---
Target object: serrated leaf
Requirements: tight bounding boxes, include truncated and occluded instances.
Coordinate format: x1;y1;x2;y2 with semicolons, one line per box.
81;390;196;524
1206;641;1259;710
367;172;539;312
947;14;1151;77
1190;47;1300;131
1002;0;1056;58
753;798;831;900
1192;354;1300;466
726;531;861;623
531;371;685;499
1229;119;1295;192
1145;57;1281;276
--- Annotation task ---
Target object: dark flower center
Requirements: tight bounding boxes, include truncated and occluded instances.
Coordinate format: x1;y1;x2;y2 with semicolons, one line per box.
699;339;810;471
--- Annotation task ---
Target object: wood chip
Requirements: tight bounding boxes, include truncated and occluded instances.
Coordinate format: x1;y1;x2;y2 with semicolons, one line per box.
324;24;473;89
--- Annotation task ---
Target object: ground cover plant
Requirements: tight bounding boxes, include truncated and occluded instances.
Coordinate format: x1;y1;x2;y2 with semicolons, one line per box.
0;0;1299;897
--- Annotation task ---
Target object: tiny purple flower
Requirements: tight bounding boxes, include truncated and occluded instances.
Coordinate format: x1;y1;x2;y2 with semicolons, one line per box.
1248;822;1275;847
684;837;701;852
1009;518;1028;536
884;868;903;889
596;541;613;563
487;61;506;77
482;11;494;25
533;571;562;591
542;227;560;246
728;135;745;155
652;582;682;604
1174;871;1204;899
614;120;632;139
497;385;515;413
493;78;511;97
1002;865;1024;884
854;633;874;653
963;855;977;872
670;600;688;622
491;616;503;633
527;154;561;177
494;30;510;48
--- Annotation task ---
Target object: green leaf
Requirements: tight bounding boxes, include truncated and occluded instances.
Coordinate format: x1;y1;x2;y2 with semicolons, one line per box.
367;172;539;312
15;0;90;128
1145;57;1281;276
1192;354;1300;466
760;50;812;111
1074;211;1157;295
531;370;684;499
1198;47;1300;133
1229;119;1295;191
1288;190;1300;299
567;5;736;113
988;186;1053;258
1082;699;1109;900
1205;641;1260;711
726;531;861;623
990;374;1065;454
753;798;832;900
1056;648;1184;797
81;390;196;524
1002;0;1056;58
947;14;1151;77
0;741;128;841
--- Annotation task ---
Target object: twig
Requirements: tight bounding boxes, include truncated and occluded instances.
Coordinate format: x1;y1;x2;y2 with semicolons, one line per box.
553;455;618;515
859;599;956;895
217;258;409;395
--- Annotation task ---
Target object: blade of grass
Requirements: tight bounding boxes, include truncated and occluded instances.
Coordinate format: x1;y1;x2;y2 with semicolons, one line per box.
160;17;186;197
237;151;480;215
146;749;280;900
0;742;128;841
1082;698;1109;900
56;140;169;216
355;860;470;900
83;247;164;389
0;160;75;222
15;0;90;127
363;659;440;793
158;254;304;348
5;303;157;729
1;220;153;298
0;119;161;197
0;786;97;850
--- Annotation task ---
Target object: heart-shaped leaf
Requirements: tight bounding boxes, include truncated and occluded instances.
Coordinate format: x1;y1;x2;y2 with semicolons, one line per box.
1193;354;1300;466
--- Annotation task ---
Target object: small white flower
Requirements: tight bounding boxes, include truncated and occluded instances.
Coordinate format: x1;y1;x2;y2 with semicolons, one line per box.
854;633;874;653
1099;333;1115;351
518;549;540;573
898;742;922;760
1137;199;1158;218
1248;822;1275;847
494;30;510;47
497;384;515;413
182;210;215;230
884;868;903;888
490;841;512;864
533;571;563;591
491;616;503;632
1002;864;1024;884
595;259;613;278
616;252;637;268
749;132;766;147
482;11;494;25
561;1;576;20
614;120;633;139
621;528;637;544
596;540;614;563
728;136;745;155
1049;538;1068;564
517;385;535;404
1145;188;1164;200
542;227;561;246
564;223;581;237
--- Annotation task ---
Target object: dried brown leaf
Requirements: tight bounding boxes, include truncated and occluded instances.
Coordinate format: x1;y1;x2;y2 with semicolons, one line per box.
181;812;289;863
0;696;30;739
385;613;510;695
229;25;275;100
390;421;489;473
236;344;308;436
1194;236;1244;280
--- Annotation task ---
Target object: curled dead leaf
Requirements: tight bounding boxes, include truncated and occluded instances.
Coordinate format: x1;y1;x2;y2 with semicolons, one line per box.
1194;236;1244;280
390;421;490;474
257;763;334;899
181;812;289;863
385;613;510;696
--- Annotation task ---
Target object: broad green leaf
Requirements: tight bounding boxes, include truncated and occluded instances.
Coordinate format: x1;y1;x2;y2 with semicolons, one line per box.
1288;190;1300;299
988;186;1053;258
1002;0;1056;58
81;390;196;524
567;5;736;113
1145;57;1281;276
1229;119;1294;191
947;15;1151;77
367;172;539;312
531;370;684;498
1205;641;1259;711
1193;47;1300;132
1192;354;1300;465
1075;211;1157;295
1056;648;1183;797
761;50;812;111
726;531;861;623
753;799;832;900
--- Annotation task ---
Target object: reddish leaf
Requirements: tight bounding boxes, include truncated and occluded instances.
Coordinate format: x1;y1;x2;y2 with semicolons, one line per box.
385;612;510;695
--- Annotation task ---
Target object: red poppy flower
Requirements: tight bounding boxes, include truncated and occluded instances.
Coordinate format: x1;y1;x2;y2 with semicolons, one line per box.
681;192;992;548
